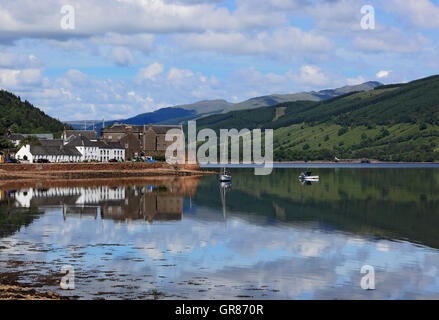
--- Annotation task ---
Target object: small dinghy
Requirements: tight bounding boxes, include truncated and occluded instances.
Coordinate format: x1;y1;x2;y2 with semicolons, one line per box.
299;171;319;181
219;167;232;182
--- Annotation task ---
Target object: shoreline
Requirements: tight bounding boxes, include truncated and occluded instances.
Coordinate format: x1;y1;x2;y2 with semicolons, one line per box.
0;284;64;300
0;273;64;300
0;162;215;183
0;175;202;194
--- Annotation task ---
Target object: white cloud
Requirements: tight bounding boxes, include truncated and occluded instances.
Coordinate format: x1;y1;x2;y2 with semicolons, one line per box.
387;0;439;29
175;27;333;59
353;28;431;53
65;69;89;85
293;65;330;87
135;62;164;82
376;70;391;78
110;46;134;66
91;33;155;53
0;52;43;68
0;0;284;44
0;68;43;88
167;67;194;81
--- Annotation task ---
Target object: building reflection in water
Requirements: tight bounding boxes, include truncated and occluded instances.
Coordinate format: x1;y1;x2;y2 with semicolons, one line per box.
10;184;189;223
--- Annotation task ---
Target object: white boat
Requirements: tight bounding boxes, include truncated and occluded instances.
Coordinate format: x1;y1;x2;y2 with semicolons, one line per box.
299;171;319;181
219;167;232;182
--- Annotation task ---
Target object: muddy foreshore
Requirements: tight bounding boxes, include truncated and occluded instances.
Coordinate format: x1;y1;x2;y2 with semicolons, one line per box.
0;162;215;185
0;273;65;300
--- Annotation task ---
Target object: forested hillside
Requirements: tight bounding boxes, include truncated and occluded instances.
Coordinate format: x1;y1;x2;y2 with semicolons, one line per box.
0;90;67;135
195;75;439;162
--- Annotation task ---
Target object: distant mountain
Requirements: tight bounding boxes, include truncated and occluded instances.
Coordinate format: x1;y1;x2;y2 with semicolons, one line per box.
222;81;382;113
0;89;68;136
177;99;233;114
69;107;197;134
123;107;196;125
71;81;382;129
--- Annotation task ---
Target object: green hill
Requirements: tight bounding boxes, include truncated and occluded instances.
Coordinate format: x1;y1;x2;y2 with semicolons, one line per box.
222;81;381;113
194;75;439;162
0;90;67;136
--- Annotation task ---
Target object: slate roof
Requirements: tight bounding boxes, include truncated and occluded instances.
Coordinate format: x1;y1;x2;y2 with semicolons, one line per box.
65;135;99;147
96;141;124;149
65;130;97;141
40;139;63;147
29;145;82;156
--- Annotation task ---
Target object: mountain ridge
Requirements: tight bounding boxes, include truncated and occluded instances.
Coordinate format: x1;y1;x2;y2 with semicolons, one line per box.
68;81;382;129
193;74;439;162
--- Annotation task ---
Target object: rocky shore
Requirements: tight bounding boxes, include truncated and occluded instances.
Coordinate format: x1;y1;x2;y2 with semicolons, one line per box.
0;162;214;186
0;273;64;300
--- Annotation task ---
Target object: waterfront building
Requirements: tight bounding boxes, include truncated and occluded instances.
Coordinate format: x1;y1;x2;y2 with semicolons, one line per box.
101;123;181;159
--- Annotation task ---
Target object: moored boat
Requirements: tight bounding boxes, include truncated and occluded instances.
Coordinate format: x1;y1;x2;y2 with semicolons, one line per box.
219;167;232;182
299;171;319;181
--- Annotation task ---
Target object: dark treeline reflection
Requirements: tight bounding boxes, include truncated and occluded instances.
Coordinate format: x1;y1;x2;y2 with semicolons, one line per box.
2;168;439;249
194;168;439;249
0;192;40;238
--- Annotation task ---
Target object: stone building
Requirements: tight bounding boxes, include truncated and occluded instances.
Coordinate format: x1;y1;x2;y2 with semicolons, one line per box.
63;128;98;144
101;123;181;159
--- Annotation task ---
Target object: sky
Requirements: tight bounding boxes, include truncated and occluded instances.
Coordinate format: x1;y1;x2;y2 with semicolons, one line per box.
0;0;438;121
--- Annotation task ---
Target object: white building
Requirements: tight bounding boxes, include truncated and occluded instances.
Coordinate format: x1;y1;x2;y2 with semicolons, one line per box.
15;134;124;163
97;141;125;162
16;144;82;163
14;186;125;208
65;134;125;162
65;135;100;162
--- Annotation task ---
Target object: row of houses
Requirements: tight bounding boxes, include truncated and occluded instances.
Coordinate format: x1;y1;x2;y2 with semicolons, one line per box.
5;133;54;147
10;130;125;163
4;123;181;163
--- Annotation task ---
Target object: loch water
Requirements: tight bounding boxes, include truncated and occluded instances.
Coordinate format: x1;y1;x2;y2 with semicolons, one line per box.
1;167;439;299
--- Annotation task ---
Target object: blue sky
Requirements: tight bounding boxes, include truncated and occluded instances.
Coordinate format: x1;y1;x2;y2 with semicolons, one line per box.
0;0;438;121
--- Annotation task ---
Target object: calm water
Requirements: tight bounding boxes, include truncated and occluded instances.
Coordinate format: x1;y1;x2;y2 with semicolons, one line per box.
1;168;439;299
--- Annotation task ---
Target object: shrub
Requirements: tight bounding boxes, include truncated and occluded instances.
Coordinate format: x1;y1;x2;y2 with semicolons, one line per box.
338;127;348;136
